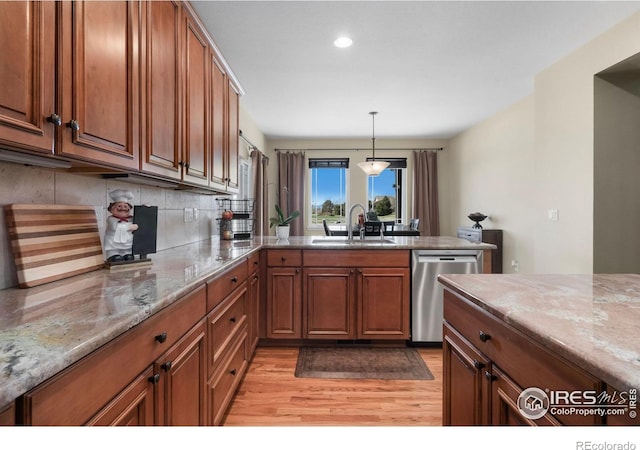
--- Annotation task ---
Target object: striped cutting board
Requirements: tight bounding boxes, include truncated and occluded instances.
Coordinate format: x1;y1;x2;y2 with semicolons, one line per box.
5;204;105;288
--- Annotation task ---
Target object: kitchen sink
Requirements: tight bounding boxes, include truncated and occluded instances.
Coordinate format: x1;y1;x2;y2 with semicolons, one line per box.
311;238;397;245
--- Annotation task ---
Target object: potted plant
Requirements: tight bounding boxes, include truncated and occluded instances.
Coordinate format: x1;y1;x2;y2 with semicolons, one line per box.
269;204;300;239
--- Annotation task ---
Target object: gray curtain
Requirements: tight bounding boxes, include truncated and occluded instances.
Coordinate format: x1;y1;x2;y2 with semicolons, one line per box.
277;151;305;236
413;150;440;236
251;150;269;237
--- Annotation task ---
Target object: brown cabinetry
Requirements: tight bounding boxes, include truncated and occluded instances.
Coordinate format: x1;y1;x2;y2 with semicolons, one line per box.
247;252;261;355
0;403;15;426
443;288;604;426
301;250;410;340
0;1;241;193
263;249;411;341
57;0;141;169
0;1;141;169
209;56;240;194
19;285;206;425
266;249;302;339
0;1;56;154
205;256;251;425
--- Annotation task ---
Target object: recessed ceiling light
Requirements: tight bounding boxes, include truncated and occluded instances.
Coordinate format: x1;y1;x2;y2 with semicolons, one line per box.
334;36;353;48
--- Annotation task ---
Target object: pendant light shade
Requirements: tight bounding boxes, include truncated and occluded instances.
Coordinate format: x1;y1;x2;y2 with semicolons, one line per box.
358;111;389;177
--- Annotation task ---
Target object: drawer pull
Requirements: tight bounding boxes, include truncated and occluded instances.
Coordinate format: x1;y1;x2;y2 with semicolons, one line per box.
155;332;168;343
161;361;172;372
253;260;259;266
148;373;160;384
67;119;80;131
479;331;491;342
231;276;238;283
473;360;484;370
230;317;236;323
230;369;237;376
281;256;286;262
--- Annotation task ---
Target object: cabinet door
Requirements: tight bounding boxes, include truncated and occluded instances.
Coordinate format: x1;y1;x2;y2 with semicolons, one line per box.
57;1;140;169
357;267;410;339
266;267;301;338
0;1;56;154
0;403;14;426
303;268;355;339
209;55;227;191
182;6;209;186
225;80;240;193
491;365;561;426
442;322;491;425
85;367;155;426
153;319;207;426
140;0;182;179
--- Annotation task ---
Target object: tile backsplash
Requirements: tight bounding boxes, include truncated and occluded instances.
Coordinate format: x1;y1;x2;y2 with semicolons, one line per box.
0;161;226;290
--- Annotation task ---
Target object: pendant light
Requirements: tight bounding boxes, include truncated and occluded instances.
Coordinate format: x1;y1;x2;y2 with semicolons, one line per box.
358;111;389;177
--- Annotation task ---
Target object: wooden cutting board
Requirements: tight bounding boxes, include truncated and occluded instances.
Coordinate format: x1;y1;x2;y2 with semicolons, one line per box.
4;204;105;288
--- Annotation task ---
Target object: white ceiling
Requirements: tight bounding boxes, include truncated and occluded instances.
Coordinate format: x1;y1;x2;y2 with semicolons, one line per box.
191;1;640;140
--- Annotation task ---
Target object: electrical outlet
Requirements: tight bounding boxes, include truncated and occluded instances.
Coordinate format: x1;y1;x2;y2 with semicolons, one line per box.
184;208;193;223
511;260;519;272
548;209;559;222
193;208;198;221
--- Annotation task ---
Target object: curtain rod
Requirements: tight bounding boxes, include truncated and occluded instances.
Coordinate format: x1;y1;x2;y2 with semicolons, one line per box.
239;130;259;152
274;147;443;152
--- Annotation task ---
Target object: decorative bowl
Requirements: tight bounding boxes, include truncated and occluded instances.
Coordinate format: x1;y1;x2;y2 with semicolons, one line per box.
468;212;487;229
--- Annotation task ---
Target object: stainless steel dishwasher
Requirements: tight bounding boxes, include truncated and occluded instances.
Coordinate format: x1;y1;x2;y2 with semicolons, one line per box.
411;249;482;342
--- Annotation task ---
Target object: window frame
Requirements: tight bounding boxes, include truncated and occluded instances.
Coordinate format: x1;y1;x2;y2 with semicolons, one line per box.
307;158;350;230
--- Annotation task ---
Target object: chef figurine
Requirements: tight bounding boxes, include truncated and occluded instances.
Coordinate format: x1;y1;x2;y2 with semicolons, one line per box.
104;189;139;262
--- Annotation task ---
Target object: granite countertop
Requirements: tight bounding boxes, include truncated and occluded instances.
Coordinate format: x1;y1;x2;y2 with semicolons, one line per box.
0;235;493;410
437;273;640;392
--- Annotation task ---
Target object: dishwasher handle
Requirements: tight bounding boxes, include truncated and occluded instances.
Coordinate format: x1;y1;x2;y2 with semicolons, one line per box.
417;255;479;264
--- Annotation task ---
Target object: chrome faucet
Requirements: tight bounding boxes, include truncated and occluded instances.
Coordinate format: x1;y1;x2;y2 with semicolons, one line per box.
347;203;367;240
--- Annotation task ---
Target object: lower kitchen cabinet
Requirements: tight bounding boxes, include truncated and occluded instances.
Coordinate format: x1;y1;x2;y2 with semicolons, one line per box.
19;285;206;425
303;268;355;339
300;250;411;341
0;403;14;426
443;289;604;426
357;267;410;339
266;250;303;339
85;367;155;426
153;318;207;426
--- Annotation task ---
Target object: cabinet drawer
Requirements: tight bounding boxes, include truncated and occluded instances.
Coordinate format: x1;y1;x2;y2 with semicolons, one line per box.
248;251;260;273
444;290;602;425
207;260;248;312
208;327;249;425
20;285;206;425
267;249;302;267
303;249;409;267
207;282;248;374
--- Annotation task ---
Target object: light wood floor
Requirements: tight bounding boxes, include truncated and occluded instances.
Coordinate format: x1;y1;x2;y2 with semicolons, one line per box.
222;346;443;426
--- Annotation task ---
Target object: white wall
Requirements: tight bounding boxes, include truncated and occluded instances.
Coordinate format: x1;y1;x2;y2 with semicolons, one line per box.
594;77;640;272
448;11;640;274
265;138;449;236
533;11;640;273
447;96;536;274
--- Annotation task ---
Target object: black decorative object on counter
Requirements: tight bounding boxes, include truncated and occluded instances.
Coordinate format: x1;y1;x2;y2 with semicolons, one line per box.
468;212;487;229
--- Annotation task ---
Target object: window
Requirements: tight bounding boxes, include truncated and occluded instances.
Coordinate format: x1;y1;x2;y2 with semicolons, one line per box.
366;158;406;223
309;158;349;227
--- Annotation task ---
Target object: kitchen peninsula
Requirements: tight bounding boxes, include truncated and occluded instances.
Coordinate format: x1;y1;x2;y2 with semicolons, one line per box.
439;273;640;426
0;235;493;425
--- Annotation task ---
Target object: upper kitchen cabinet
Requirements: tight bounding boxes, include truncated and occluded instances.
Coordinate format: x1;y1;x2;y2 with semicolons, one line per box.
210;53;240;194
0;2;56;154
139;0;183;181
56;1;141;170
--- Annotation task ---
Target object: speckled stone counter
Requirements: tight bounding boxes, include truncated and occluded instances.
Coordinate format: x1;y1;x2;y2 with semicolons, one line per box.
437;273;640;392
0;235;493;410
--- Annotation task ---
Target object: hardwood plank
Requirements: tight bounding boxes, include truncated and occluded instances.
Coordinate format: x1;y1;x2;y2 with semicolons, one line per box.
222;346;443;426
